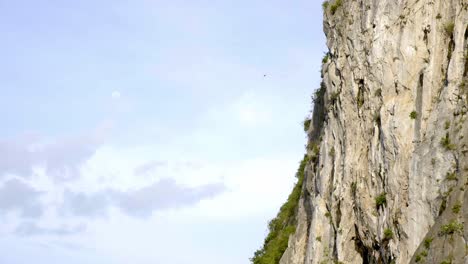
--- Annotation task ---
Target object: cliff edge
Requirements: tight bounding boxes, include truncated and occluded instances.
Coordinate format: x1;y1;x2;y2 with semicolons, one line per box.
253;0;468;263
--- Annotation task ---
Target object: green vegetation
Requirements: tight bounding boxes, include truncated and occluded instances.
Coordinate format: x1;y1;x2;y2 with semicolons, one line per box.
436;13;442;19
303;118;311;132
322;53;330;64
440;133;456;150
415;250;428;263
322;1;329;10
424;237;433;249
444;22;455;36
452;203;461;214
439;220;463;236
316;236;322;242
446;171;457;181
307;142;320;159
251;155;309;264
440;259;452;264
410;111;418;119
383;228;393;240
330;0;342;15
444;120;451;130
375;192;387;208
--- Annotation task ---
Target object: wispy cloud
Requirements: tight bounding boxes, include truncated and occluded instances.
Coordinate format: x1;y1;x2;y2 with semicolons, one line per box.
0;125;109;181
62;178;225;219
15;221;86;236
0;178;43;218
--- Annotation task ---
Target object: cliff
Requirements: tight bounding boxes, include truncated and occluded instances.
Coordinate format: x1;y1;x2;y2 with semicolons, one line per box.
253;0;468;263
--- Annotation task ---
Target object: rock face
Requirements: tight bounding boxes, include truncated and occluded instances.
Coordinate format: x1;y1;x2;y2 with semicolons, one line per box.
279;0;468;263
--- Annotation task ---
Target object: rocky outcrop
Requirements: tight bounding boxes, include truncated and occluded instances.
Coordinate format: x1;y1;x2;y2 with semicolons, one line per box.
278;0;468;263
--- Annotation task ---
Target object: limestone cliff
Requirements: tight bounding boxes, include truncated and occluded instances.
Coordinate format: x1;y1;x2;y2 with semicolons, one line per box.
253;0;468;263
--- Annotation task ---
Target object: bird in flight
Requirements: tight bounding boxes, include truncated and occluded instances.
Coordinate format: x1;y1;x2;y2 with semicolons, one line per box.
263;74;267;77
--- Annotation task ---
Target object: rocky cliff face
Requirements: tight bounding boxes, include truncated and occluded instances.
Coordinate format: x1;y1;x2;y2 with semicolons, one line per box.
267;0;468;263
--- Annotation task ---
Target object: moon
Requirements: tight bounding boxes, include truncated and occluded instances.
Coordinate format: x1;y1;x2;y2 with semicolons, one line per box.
111;91;121;99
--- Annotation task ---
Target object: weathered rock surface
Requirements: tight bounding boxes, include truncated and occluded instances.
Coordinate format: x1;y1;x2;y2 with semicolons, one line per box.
280;0;468;263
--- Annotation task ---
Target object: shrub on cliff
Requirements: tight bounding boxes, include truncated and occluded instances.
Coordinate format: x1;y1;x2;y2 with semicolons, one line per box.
375;193;387;209
439;220;463;236
330;0;342;15
250;155;309;264
303;118;311;132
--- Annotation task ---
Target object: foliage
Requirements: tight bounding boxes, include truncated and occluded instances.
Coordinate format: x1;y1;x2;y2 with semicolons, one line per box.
439;220;463;236
440;258;452;264
322;1;329;10
251;155;309;264
452;203;461;214
410;111;418;119
446;171;457;181
383;228;393;240
307;142;320;159
330;0;342;15
444;120;451;130
375;193;387;208
440;133;456;150
303;118;312;133
423;237;433;249
322;53;330;64
444;22;455;36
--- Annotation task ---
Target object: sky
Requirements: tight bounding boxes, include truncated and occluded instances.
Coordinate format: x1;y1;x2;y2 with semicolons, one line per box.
0;0;326;263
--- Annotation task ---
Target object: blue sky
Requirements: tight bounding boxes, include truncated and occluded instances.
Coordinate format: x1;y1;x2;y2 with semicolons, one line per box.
0;0;326;263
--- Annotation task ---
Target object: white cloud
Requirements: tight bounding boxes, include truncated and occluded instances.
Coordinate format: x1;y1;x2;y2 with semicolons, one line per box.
76;145;299;221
